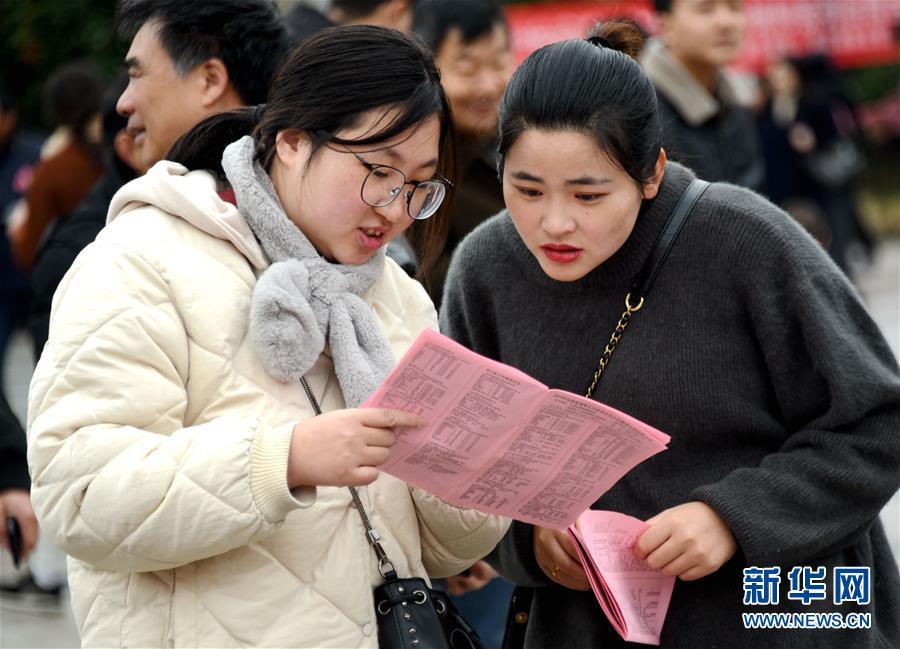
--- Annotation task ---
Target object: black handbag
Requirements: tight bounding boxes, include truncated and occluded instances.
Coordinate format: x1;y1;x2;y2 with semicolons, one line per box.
373;575;486;649
501;178;710;649
802;137;864;187
299;378;486;649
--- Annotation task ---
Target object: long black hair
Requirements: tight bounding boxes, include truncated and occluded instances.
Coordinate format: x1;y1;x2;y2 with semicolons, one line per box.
169;24;454;272
497;19;661;189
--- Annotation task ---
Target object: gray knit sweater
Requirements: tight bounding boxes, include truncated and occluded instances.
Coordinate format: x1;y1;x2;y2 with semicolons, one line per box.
440;162;900;648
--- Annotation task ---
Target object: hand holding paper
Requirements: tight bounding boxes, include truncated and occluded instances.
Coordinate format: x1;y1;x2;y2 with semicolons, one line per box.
568;510;676;645
363;330;670;529
633;501;737;581
534;525;590;591
287;408;425;487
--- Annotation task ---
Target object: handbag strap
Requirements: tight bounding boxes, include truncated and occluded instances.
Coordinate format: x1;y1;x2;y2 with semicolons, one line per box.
298;376;399;581
585;178;709;398
631;178;710;300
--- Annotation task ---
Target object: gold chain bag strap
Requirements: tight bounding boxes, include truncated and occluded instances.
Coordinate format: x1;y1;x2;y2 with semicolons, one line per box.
586;178;710;397
503;177;710;649
298;377;486;649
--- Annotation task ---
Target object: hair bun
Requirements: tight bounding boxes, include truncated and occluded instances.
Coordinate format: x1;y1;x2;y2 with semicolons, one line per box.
586;18;647;60
587;36;613;49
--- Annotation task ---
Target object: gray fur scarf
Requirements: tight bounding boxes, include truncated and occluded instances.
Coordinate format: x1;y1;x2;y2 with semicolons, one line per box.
221;136;395;407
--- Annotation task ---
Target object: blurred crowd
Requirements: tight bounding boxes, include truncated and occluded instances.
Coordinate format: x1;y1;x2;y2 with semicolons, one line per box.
1;1;898;647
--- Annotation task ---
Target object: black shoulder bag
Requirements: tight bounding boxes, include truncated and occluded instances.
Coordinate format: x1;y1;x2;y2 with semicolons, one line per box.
501;178;710;649
299;378;486;649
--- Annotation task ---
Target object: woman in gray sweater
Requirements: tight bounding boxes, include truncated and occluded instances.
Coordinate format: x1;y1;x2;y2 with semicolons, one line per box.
440;19;900;649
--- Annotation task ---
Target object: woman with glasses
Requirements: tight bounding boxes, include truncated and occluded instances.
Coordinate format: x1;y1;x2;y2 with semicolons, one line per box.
26;26;507;648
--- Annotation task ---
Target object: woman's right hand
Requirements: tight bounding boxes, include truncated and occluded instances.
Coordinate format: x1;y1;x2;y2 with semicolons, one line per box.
288;408;426;488
533;525;590;591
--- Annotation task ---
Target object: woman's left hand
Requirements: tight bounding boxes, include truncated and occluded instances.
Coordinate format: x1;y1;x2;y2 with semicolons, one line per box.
633;501;737;581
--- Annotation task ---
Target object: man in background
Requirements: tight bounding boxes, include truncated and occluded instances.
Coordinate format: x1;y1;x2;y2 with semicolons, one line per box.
27;0;289;363
328;0;413;32
413;0;512;305
641;0;764;190
116;0;287;171
289;1;415;54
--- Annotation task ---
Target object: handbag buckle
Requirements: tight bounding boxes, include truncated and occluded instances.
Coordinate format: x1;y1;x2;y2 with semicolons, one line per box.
378;556;396;577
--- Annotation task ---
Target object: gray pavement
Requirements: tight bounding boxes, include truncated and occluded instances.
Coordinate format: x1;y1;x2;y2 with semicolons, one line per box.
1;239;898;649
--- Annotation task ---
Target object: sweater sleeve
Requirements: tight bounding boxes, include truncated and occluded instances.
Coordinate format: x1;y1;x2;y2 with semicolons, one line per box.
27;242;310;574
483;520;553;587
691;220;900;567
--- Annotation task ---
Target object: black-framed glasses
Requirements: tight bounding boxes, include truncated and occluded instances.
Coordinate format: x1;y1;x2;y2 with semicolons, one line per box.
345;148;453;221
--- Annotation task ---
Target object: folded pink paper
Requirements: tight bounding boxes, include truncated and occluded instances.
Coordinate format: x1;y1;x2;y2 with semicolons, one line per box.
568;510;676;645
363;329;670;530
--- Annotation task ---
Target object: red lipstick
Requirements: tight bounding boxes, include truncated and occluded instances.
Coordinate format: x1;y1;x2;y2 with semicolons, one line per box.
541;243;582;263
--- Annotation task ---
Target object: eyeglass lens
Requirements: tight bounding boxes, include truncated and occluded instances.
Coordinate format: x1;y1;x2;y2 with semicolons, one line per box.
361;166;445;220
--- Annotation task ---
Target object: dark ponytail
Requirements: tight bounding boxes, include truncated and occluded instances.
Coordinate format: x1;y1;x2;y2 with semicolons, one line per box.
42;61;104;163
497;18;661;188
167;24;455;273
167;107;257;175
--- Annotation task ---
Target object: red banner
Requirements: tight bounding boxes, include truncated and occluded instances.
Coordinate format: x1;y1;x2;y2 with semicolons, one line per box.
505;0;899;73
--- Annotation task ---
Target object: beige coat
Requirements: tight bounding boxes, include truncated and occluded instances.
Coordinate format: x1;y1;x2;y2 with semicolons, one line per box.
27;161;509;648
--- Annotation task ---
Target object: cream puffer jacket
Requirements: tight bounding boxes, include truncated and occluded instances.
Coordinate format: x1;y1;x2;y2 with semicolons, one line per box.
27;161;509;648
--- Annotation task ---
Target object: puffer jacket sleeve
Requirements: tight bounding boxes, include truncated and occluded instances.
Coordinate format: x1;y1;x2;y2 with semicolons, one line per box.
391;271;510;578
27;240;310;574
411;487;510;578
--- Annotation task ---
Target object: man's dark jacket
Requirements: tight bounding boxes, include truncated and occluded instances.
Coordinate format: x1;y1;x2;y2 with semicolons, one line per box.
29;160;134;358
641;39;764;191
